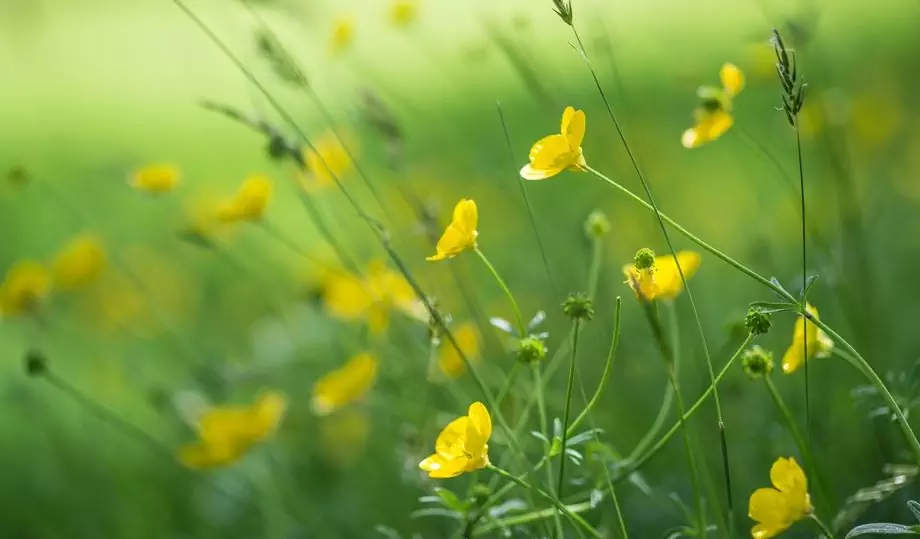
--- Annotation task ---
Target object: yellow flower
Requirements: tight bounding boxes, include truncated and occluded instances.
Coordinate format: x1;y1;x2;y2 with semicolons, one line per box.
52;234;107;290
178;391;287;469
302;133;353;192
323;260;423;333
749;457;813;538
427;199;478;261
623;251;701;301
781;304;834;374
320;409;370;468
419;402;491;478
130;164;180;193
682;64;745;148
217;175;273;223
329;17;354;55
437;323;480;379
312;353;379;415
0;261;51;316
389;0;418;27
520;106;587;180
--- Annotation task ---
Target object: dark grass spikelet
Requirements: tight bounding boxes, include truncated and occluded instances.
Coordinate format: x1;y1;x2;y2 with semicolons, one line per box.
771;29;807;126
255;30;308;88
551;0;573;26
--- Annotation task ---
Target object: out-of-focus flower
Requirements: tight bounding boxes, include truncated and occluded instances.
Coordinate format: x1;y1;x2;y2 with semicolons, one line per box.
623;250;701;302
320;408;371;468
312;353;379;415
178;391;287;469
427;199;478;261
682;64;745;148
130;164;180;193
437;323;480;378
301;133;353;191
419;402;491;478
52;234;107;290
323;260;424;333
217;175;273;223
520;106;586;180
0;261;51;316
781;304;833;374
329;18;354;55
389;0;418;27
748;457;812;538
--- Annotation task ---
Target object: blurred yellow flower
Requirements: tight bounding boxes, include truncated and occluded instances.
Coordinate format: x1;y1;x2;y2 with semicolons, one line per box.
312;353;379;416
301;132;353;191
130;164;180;193
749;457;812;538
52;234;107;290
781;304;834;374
682;64;745;148
623;251;701;302
178;391;287;469
320;409;370;468
437;323;480;378
0;261;51;316
217;175;273;223
389;0;418;27
329;17;354;55
323;260;423;333
520;106;586;180
427;199;478;261
419;402;491;479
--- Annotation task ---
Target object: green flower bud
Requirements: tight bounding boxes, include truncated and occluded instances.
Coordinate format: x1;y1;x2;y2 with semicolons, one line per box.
562;292;594;322
584;210;611;240
745;307;773;336
517;336;547;364
634;248;656;270
741;345;774;379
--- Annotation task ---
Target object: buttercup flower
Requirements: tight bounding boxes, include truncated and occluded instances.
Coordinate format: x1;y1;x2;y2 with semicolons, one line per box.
389;0;418;27
312;353;379;415
427;199;478;261
217;175;273;223
682;64;745;148
623;250;701;301
329;18;355;55
0;261;51;316
130;164;180;193
52;234;107;290
323;260;424;333
178;391;287;469
781;303;834;374
301;132;353;191
749;456;813;538
520;106;586;180
419;402;491;478
437;323;480;378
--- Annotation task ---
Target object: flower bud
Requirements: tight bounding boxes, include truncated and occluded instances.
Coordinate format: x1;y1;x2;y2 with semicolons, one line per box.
583;210;611;240
516;336;547;364
742;345;774;379
745;307;773;336
634;248;656;270
562;292;594;322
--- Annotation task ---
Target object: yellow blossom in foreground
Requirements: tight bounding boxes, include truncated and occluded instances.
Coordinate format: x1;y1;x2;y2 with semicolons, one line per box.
311;353;379;416
427;199;478;261
623;251;701;301
781;304;834;374
52;234;107;290
749;457;812;538
130;164;180;193
419;402;491;479
217;175;273;223
437;323;480;379
682;64;745;148
389;0;418;27
323;260;423;333
178;391;287;469
329;18;354;55
302;132;353;191
520;106;587;180
0;261;51;316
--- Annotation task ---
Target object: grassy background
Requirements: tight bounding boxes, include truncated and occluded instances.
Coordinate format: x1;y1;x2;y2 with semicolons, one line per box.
2;0;920;536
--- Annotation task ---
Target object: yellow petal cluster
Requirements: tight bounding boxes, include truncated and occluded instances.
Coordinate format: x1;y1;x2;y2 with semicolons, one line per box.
311;353;379;416
520;106;587;180
419;402;491;478
130;164;180;193
749;457;812;538
427;199;478;261
0;260;51;316
682;64;745;148
217;175;273;223
781;303;834;374
323;260;423;333
178;391;287;469
52;234;107;290
623;251;701;301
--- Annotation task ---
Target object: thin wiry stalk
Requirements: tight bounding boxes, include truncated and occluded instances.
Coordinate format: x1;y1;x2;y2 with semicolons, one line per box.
569;24;735;530
533;362;566;537
473;247;526;337
795;123;812;451
556;319;582;504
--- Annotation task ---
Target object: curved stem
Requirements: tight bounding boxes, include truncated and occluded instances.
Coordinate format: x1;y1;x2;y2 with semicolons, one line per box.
472;500;594;535
556;320;582;501
474;247;526;336
567;298;622;437
809;513;836;538
796;123;812;456
533;363;565;536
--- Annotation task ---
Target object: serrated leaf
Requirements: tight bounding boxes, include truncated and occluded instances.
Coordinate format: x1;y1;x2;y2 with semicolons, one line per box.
845;523;919;537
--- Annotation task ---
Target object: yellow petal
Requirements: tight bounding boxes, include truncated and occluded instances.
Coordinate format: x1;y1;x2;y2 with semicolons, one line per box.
217;175;273;223
561;107;586;149
427;199;478;261
324;272;374;319
178;440;247;469
452;199;478;237
770;457;808;499
782;304;825;374
748;488;792;539
252;391;288;440
0;260;51;316
419;453;467;478
131;164;180;193
683;110;734;149
438;323;480;378
622;265;659;301
520;163;564;181
720;63;745;97
311;353;379;415
653;251;701;300
467;401;492;445
528;134;571;171
435;416;471;459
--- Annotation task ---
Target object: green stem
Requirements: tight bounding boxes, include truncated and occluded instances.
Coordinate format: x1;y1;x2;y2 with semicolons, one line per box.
487;464;602;538
474;247;526;337
533;362;565;537
494;362;522;409
556;319;582;502
567;298;622;437
809;513;836;538
473;500;594;535
796;122;812;454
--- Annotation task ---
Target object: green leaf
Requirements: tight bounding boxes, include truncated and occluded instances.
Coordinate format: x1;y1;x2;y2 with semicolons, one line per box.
433;487;464;511
908;500;920;523
846;523;920;537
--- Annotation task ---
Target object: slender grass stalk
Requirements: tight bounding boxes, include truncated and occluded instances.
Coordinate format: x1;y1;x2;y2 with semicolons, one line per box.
258;220;349;277
473;247;526;337
556;319;582;502
494;362;522;408
487;464;603;538
809;513;836;538
795;123;812;452
473;499;594;535
533;362;566;537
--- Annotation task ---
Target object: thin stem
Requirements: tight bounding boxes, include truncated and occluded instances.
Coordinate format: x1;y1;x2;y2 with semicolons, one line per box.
556;319;582;502
533;362;565;537
567;297;622;437
258;220;349;277
487;464;602;538
796;122;812;454
494;362;522;409
809;513;835;538
473;500;594;535
473;247;526;336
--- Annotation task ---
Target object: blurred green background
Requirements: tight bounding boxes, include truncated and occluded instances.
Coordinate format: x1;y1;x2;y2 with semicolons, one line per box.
3;0;920;536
